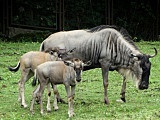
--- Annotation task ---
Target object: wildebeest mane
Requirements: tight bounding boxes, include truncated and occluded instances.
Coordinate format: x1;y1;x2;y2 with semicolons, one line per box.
87;25;138;50
119;27;139;50
87;25;119;33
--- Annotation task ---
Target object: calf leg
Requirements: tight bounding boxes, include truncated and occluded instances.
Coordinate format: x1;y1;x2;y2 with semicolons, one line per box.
65;85;75;117
56;91;66;103
53;85;59;111
50;84;65;103
39;79;48;114
30;85;40;113
19;69;33;108
39;85;46;114
46;84;51;112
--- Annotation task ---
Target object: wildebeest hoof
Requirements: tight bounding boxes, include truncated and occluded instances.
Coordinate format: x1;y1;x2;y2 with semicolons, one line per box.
104;98;109;104
121;97;126;102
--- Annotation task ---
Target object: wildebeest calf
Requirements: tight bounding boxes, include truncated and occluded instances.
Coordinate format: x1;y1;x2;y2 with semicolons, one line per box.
30;58;91;117
8;50;60;108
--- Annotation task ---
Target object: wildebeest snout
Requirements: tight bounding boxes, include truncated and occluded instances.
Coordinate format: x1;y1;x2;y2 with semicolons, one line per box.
139;81;148;90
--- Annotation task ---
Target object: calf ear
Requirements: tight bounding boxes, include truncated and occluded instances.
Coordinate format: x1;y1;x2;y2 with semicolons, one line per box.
68;48;76;54
83;60;92;66
63;61;74;67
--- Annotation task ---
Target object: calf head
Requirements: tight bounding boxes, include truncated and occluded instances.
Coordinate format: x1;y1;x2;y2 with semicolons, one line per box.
64;58;91;82
130;48;157;90
58;48;76;60
45;48;60;61
46;47;76;60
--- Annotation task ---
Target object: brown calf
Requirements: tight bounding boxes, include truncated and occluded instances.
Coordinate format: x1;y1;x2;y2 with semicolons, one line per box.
30;58;91;117
8;50;59;108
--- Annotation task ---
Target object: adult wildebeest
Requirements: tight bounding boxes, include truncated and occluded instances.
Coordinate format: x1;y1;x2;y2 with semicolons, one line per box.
39;25;157;104
30;58;90;117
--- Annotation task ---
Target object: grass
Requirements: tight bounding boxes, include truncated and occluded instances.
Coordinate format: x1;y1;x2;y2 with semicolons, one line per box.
0;41;160;120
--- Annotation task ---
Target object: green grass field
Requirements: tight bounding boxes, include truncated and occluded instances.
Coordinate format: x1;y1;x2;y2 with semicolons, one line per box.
0;41;160;120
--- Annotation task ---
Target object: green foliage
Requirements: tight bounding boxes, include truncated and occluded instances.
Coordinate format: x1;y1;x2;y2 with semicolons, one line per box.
0;41;160;119
1;31;51;42
13;0;57;28
64;0;105;30
114;1;157;40
11;0;158;40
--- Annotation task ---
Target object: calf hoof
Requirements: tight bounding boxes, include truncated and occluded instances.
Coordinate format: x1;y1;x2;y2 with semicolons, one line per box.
36;99;40;104
54;106;59;111
57;98;66;104
68;112;75;117
21;104;28;108
47;108;51;112
40;110;44;115
30;110;34;114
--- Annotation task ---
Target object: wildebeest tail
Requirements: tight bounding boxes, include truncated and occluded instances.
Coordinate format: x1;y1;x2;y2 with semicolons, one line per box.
8;61;20;72
39;41;45;51
32;69;37;86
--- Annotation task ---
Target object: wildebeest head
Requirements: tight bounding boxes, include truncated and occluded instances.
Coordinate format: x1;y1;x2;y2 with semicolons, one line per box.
130;48;157;90
64;58;91;82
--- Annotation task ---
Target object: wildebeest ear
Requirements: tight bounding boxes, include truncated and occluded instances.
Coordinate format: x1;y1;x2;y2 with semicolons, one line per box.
83;60;92;66
68;48;76;53
129;54;142;60
63;61;74;67
64;48;76;55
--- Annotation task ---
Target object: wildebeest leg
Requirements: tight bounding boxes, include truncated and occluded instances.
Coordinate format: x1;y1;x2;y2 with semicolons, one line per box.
120;77;126;102
99;59;110;104
19;69;33;108
52;84;59;111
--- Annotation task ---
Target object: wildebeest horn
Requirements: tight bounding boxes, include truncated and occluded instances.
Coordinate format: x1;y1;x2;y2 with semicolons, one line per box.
147;48;157;58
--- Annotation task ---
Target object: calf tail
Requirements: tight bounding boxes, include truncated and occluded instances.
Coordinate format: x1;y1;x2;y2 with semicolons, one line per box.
32;69;37;86
39;41;45;51
8;61;20;72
